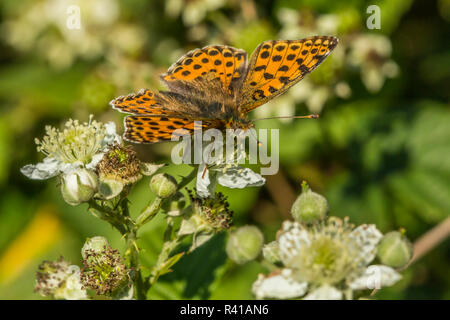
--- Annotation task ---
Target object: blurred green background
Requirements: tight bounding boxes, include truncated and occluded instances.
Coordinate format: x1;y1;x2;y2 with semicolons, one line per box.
0;0;449;299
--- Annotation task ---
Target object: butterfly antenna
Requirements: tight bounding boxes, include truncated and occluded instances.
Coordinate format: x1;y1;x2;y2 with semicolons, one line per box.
252;114;320;122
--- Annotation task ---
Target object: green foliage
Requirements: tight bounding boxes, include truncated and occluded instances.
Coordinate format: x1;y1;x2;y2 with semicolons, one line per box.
0;0;448;299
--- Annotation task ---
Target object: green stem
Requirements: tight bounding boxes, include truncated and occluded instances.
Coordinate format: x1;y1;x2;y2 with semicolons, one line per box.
125;226;146;300
135;197;163;228
178;166;198;190
120;198;147;300
88;200;127;235
148;238;182;288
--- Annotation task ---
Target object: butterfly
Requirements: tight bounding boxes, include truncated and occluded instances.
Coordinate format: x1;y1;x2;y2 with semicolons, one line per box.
110;36;339;144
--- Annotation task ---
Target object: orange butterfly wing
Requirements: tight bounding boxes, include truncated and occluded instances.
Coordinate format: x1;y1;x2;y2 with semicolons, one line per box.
238;36;338;112
124;116;222;144
110;89;177;116
161;45;248;94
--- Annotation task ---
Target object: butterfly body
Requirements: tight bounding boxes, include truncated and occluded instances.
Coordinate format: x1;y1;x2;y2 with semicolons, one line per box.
111;36;338;143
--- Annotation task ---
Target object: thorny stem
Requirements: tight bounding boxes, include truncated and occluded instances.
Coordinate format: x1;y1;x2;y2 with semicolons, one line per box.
146;168;198;287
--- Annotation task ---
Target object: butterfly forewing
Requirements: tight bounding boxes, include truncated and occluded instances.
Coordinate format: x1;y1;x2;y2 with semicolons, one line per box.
161;45;248;94
110;89;175;115
238;36;338;112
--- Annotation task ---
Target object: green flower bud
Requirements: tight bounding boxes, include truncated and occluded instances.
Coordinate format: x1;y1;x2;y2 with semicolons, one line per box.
150;173;177;198
291;183;328;223
262;241;282;264
82;236;109;260
226;225;264;264
377;231;413;268
61;169;98;206
161;192;186;217
98;178;124;200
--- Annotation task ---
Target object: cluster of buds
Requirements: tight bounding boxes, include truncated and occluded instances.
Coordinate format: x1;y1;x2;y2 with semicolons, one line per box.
80;237;130;297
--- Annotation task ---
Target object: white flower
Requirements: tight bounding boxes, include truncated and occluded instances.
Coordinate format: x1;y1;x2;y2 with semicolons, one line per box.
54;266;88;300
197;164;265;198
252;269;308;300
253;218;402;299
35;259;87;300
348;265;402;290
165;0;226;26
303;284;343;300
348;34;399;93
195;138;265;198
21;116;121;180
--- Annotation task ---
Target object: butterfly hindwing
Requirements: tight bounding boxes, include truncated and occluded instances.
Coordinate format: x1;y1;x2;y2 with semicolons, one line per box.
161;45;248;95
238;36;338;112
124;115;222;144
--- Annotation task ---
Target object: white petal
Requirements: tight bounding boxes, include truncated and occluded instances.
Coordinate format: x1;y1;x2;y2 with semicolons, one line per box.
196;164;217;198
86;153;104;170
140;162;165;176
348;265;402;290
102;121;122;147
278;221;311;265
252;269;307;299
217;166;265;189
350;224;383;266
54;265;88;300
20;157;63;180
303;285;343;300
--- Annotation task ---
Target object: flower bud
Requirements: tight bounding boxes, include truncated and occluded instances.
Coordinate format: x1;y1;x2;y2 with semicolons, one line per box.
82;236;109;260
262;241;282;264
226;225;264;264
377;231;413;268
98;178;124;200
61;169;98;206
291;183;328;223
161;192;186;217
150;173;177;198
